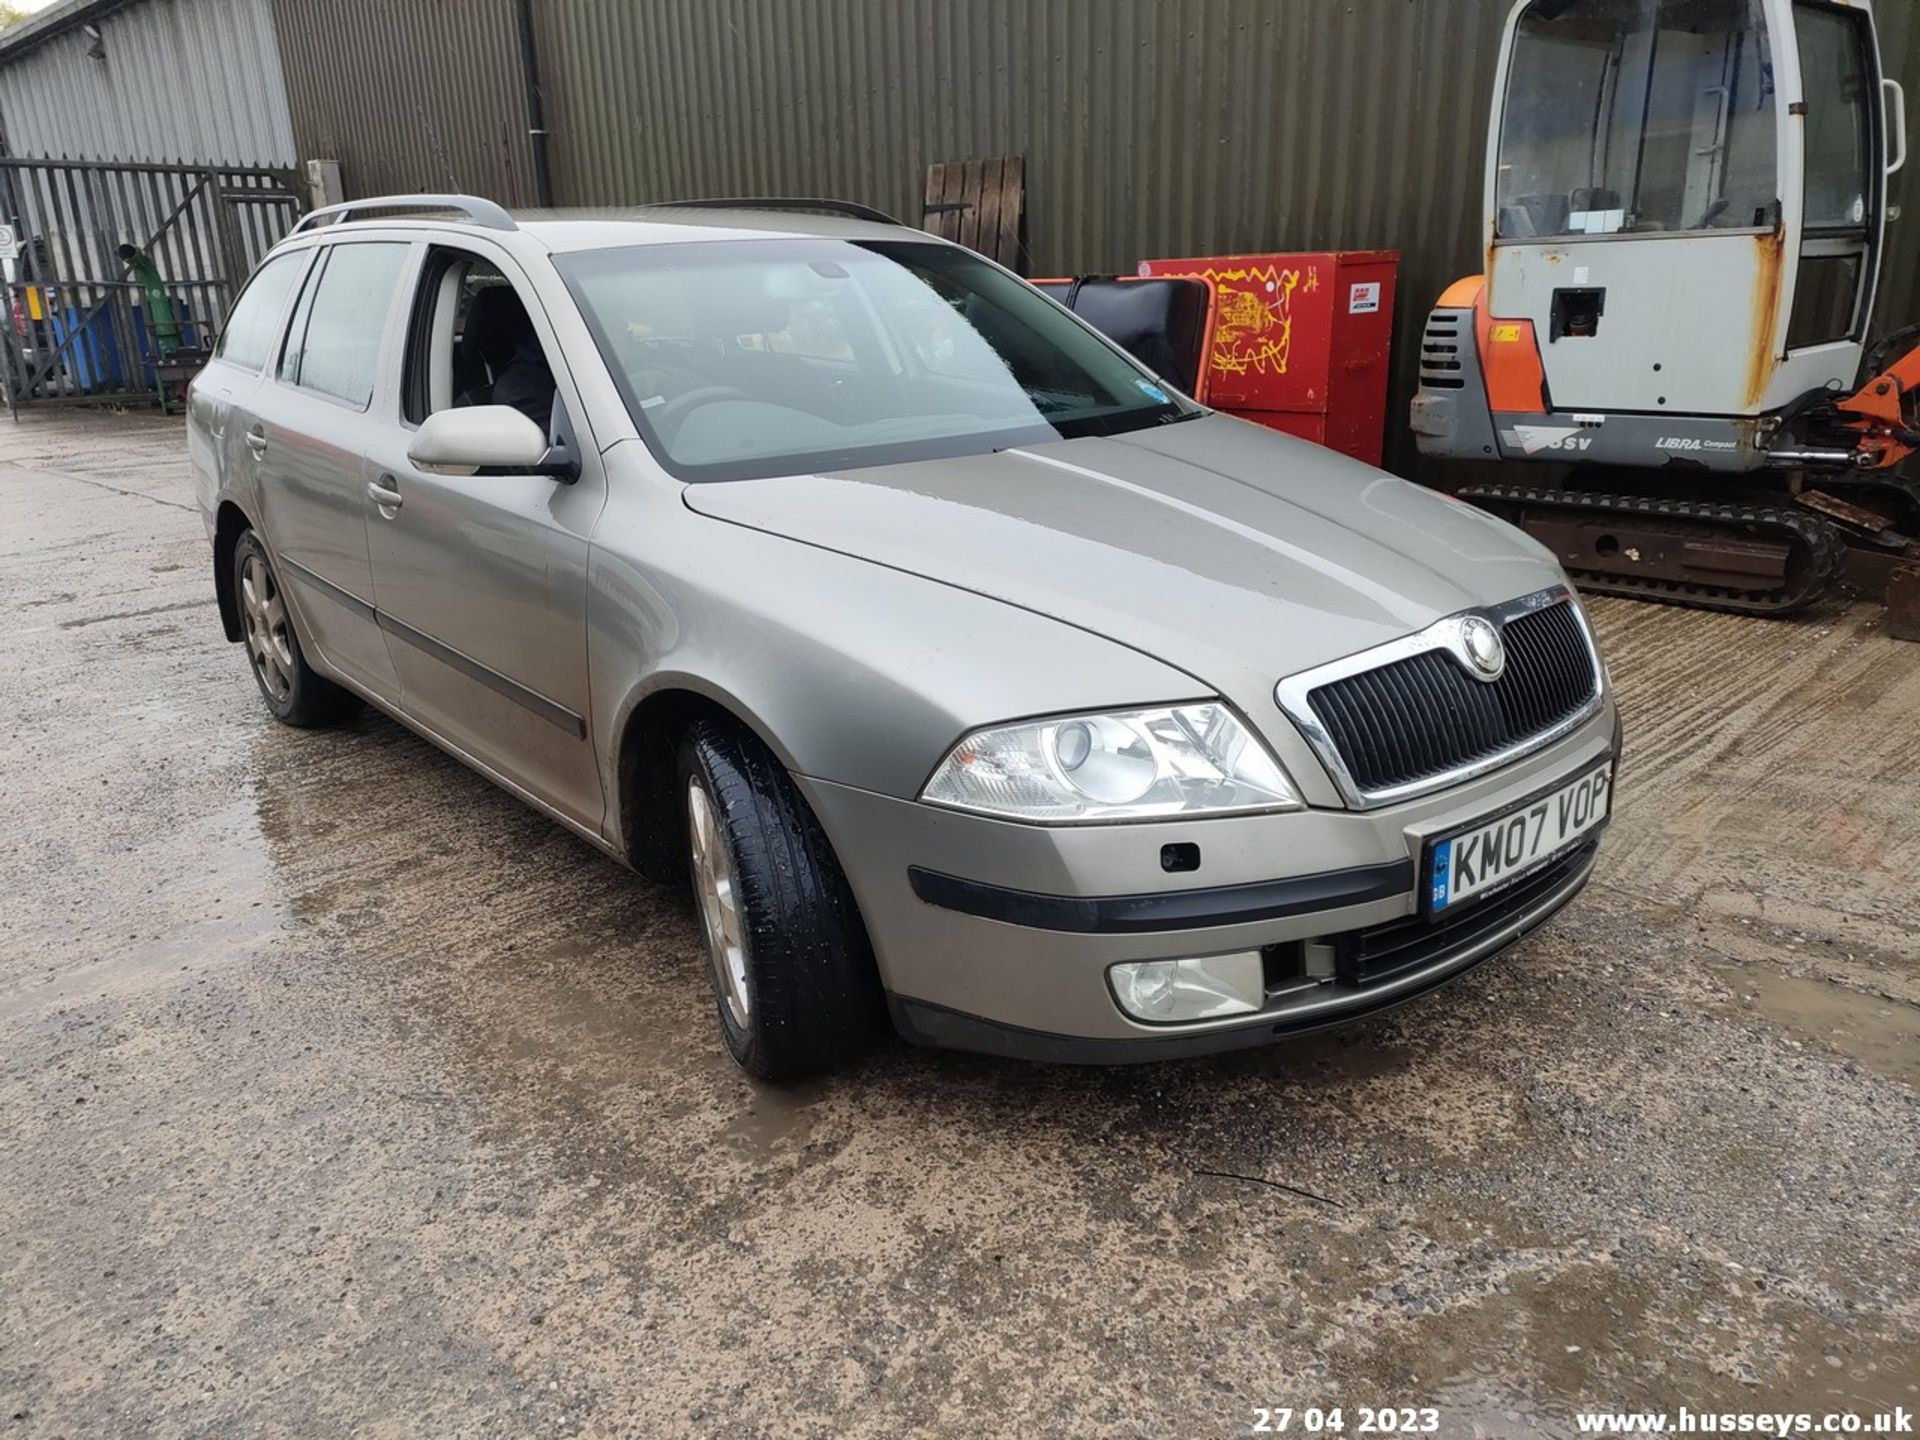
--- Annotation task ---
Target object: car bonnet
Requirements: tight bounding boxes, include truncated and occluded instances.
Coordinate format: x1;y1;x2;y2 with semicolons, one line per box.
680;415;1567;732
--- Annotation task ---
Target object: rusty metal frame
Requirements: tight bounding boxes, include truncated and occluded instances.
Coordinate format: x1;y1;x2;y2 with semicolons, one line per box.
1;157;305;417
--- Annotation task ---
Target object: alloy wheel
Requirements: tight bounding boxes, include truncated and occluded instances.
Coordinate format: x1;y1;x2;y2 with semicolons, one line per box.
687;777;751;1027
239;552;294;703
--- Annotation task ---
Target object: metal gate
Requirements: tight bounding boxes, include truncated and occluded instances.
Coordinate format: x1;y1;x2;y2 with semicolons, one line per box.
0;158;305;418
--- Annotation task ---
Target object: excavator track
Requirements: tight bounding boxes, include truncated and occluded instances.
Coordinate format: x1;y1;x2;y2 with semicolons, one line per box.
1459;485;1846;616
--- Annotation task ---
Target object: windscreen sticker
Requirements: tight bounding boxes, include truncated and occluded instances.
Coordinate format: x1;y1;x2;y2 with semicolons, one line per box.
1136;380;1170;404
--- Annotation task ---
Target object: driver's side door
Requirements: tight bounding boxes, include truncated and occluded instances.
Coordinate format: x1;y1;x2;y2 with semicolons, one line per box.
362;243;609;831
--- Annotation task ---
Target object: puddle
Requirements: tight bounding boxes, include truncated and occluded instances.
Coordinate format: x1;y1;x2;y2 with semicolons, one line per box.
1426;1372;1580;1440
1359;1258;1920;1434
1711;963;1920;1087
721;1075;829;1157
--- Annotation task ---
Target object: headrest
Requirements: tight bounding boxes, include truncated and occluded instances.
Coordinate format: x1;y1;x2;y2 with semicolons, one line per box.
691;282;792;339
464;284;536;363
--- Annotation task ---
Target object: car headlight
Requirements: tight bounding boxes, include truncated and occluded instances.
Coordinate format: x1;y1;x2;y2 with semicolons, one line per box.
920;702;1302;823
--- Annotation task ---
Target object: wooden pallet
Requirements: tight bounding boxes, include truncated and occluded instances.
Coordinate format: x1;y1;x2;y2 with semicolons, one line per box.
921;156;1026;272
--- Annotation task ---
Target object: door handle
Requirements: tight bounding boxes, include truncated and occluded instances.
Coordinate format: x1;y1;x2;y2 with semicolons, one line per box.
367;477;404;510
244;427;268;453
1886;79;1908;176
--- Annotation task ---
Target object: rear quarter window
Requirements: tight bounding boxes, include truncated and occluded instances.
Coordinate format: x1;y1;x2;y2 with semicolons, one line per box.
214;251;306;372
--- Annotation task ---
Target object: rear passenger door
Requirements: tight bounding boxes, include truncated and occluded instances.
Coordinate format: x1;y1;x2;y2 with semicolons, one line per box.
189;248;310;519
247;239;415;699
361;243;608;831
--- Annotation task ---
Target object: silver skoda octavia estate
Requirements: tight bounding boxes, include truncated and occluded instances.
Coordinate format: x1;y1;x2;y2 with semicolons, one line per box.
188;195;1619;1079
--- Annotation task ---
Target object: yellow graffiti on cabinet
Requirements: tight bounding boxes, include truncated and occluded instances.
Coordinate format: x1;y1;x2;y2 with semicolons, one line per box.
1199;264;1313;378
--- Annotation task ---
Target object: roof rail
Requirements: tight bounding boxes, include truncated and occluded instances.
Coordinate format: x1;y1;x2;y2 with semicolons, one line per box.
649;196;903;226
291;193;517;235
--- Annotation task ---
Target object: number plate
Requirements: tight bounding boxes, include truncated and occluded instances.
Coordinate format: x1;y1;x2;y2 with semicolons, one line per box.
1427;761;1613;913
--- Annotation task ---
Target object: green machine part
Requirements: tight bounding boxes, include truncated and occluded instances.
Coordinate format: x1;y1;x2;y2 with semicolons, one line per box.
118;243;182;353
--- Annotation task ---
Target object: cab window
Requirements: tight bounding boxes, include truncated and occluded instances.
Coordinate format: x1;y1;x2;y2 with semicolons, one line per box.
1496;0;1779;238
1797;2;1875;233
1787;1;1877;347
277;241;411;408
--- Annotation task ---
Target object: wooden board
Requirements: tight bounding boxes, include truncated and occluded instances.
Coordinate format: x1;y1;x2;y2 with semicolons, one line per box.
921;156;1025;272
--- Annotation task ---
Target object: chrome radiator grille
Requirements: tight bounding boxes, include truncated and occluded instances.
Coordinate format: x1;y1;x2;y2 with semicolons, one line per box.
1299;597;1600;801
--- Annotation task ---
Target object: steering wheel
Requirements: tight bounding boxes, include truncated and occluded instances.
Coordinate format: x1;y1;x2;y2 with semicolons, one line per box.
654;385;753;443
623;334;696;366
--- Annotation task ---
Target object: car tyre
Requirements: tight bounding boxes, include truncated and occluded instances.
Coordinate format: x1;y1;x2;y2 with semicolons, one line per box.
678;717;886;1080
232;529;359;727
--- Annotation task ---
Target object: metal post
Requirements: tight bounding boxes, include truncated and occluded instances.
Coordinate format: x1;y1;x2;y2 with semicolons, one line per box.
515;0;555;207
0;162;21;420
207;167;248;308
1;309;18;423
305;159;344;212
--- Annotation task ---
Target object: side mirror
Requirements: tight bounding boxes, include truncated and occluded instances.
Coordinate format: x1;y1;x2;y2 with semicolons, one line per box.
408;405;575;479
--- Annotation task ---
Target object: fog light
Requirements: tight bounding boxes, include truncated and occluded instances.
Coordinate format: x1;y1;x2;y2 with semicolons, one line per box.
1109;952;1265;1024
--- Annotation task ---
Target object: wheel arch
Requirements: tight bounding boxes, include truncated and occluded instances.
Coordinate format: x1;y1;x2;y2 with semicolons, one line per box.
212;498;255;643
613;677;799;886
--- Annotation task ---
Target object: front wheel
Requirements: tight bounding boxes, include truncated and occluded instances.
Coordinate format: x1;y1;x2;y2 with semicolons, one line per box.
232;530;359;727
678;718;885;1080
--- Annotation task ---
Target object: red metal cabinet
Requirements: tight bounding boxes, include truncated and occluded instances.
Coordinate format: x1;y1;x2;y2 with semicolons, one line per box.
1139;250;1399;467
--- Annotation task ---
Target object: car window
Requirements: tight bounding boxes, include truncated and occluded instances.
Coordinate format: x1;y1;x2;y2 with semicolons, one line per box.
215;251;306;372
558;238;1197;482
400;248;558;434
277;253;322;385
278;241;411;408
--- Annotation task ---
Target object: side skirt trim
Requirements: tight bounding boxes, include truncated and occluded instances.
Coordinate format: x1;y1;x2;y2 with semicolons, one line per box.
282;555;586;739
281;555;375;621
377;611;588;739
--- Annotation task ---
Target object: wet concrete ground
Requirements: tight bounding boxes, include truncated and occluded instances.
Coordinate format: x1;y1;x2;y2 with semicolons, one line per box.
2;408;1916;1438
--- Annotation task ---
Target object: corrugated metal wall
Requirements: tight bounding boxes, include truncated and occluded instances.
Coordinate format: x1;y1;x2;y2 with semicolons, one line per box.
532;0;1517;474
0;0;295;167
271;0;1920;478
270;0;539;206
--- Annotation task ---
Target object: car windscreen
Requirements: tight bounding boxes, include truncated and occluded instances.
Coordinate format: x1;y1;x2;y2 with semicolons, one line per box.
556;237;1200;481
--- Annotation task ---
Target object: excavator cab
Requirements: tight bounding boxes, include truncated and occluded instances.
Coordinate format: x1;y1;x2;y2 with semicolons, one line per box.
1417;0;1905;472
1415;0;1920;622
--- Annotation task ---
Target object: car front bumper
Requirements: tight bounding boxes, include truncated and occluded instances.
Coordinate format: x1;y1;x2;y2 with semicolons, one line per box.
798;697;1620;1063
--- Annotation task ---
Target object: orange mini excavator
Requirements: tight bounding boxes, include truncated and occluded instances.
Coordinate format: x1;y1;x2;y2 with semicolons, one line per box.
1413;0;1919;622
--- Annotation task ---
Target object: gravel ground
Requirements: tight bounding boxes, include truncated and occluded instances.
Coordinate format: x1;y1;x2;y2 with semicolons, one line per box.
2;408;1916;1438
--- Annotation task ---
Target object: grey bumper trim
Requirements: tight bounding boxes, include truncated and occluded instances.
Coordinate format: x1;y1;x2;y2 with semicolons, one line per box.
907;858;1414;935
891;842;1597;1063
